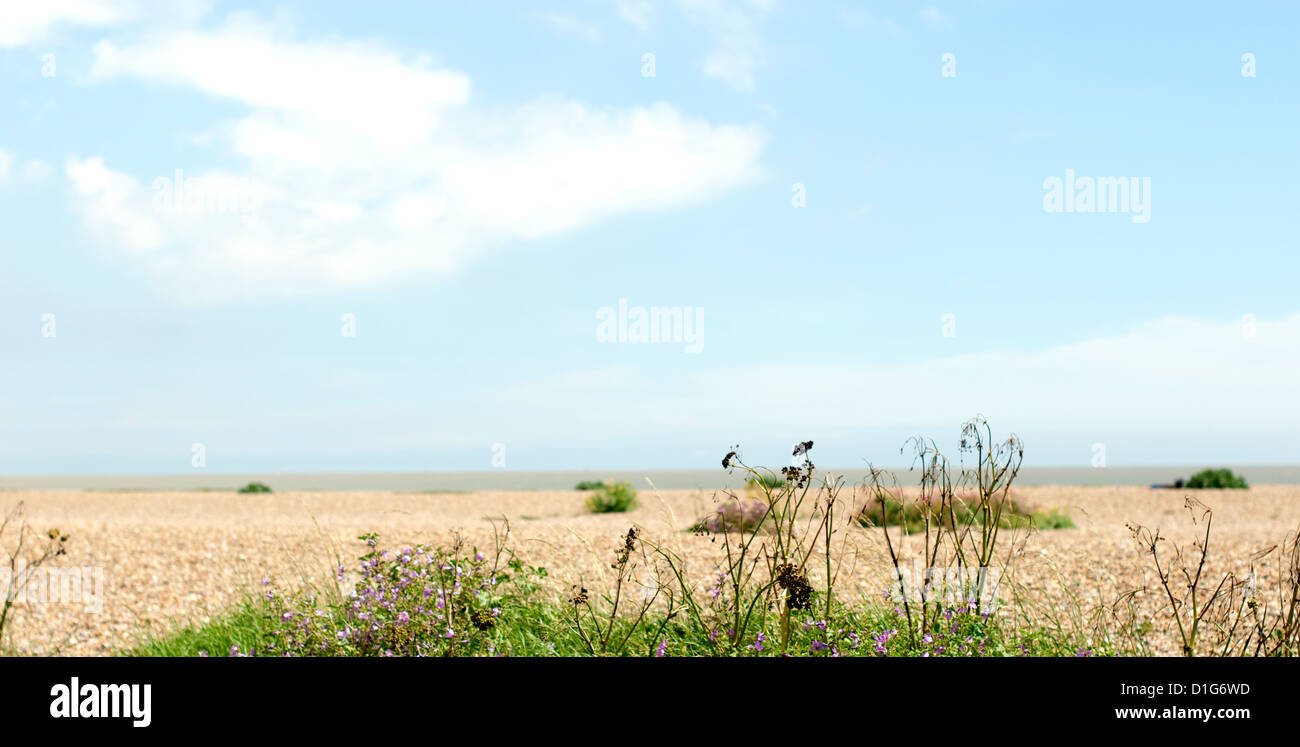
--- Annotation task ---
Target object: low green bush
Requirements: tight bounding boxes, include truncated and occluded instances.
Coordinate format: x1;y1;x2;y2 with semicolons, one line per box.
857;495;1073;533
583;481;638;513
237;482;273;494
744;473;786;490
1185;468;1248;489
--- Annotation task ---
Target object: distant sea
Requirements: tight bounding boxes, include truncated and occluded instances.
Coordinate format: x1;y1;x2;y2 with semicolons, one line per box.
4;466;1300;491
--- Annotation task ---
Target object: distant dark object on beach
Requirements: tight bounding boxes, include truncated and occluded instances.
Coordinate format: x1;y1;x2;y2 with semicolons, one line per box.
238;482;273;494
574;480;606;491
1151;469;1249;490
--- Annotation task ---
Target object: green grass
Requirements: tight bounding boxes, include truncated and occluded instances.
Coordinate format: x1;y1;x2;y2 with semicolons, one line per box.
124;590;1099;658
127;600;266;657
237;482;273;494
1185;468;1249;489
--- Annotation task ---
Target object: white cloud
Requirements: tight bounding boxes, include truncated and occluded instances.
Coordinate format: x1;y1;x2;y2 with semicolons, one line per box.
839;8;904;36
921;6;953;27
529;11;603;44
678;0;776;92
1;150;55;184
613;0;655;30
0;0;130;47
22;158;53;181
0;0;209;47
69;15;766;303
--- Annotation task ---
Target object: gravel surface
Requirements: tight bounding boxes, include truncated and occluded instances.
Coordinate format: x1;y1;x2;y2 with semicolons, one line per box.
3;484;1297;656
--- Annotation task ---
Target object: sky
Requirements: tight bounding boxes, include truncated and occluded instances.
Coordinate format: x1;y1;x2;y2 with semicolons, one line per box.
1;1;1298;474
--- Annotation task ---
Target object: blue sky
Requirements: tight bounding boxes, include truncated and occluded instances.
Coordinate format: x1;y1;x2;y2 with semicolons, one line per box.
1;1;1298;474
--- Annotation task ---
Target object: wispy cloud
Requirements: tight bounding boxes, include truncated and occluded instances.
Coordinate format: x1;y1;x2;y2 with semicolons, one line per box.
612;0;655;30
678;0;777;92
921;5;953;27
481;314;1300;444
839;7;904;36
529;10;603;44
0;0;209;47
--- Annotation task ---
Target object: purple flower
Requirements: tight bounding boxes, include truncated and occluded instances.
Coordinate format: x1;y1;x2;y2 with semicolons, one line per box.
656;639;668;658
810;640;828;653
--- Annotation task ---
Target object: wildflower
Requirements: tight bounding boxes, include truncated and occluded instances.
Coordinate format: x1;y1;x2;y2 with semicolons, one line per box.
750;632;766;652
569;586;589;606
774;563;813;611
656;639;668;658
810;640;828;653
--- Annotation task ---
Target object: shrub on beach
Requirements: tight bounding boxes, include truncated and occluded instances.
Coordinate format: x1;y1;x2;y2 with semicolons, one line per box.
238;482;273;494
691;497;769;534
856;493;1073;533
584;481;638;513
1185;468;1248;489
744;473;786;491
574;480;606;491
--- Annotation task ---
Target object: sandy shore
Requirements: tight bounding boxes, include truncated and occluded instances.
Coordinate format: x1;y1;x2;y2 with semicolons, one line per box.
3;484;1298;656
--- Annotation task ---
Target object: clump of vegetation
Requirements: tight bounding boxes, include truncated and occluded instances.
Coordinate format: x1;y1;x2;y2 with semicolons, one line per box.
254;531;534;656
583;481;638;513
238;482;273;494
574;480;606;491
1185;468;1248;489
856;494;1074;533
690;497;769;534
132;524;550;657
